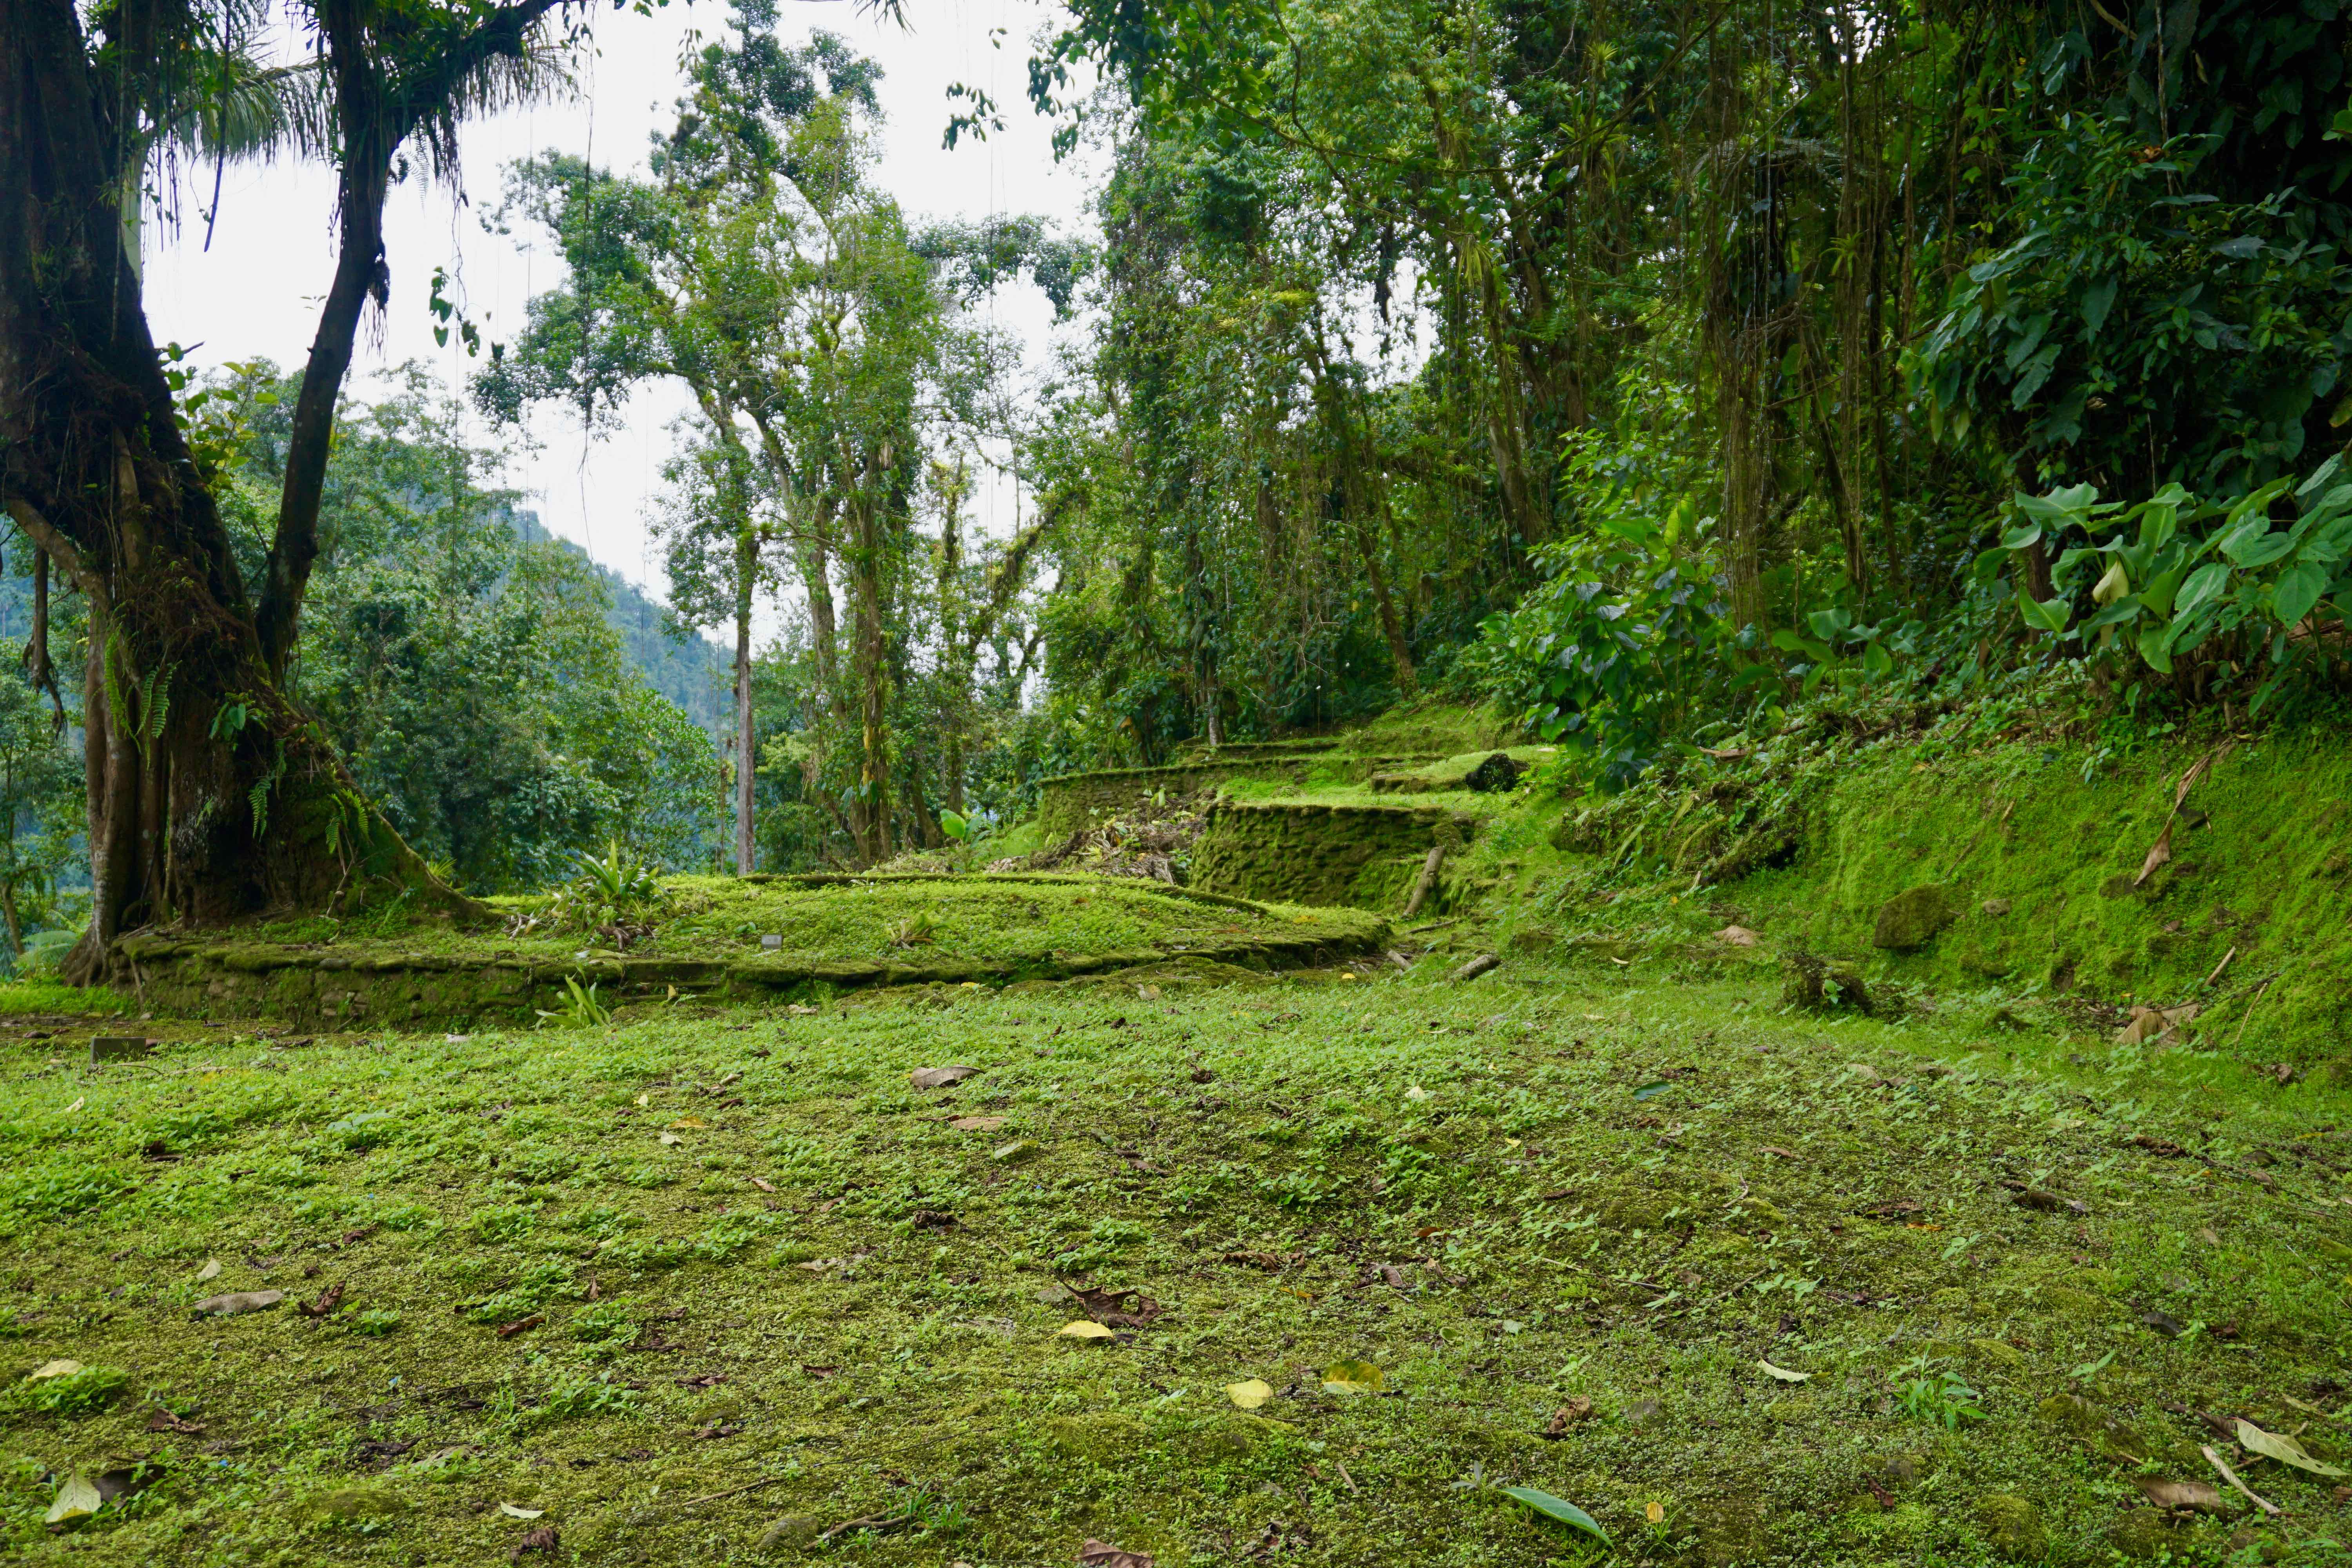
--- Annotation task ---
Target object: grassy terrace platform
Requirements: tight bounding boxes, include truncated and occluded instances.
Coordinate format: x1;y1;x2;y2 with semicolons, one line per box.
107;876;1388;1030
0;950;2344;1565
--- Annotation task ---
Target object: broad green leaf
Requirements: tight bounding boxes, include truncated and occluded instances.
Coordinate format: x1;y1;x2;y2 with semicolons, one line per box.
2237;1419;2349;1477
939;809;969;840
2175;562;2231;616
2016;585;2071;634
1501;1487;1613;1546
2080;274;2118;336
2000;523;2044;550
2275;563;2330;624
2135;621;2174;673
1805;608;1848;642
2139;564;2186;618
1861;641;1894;680
2295;454;2343;499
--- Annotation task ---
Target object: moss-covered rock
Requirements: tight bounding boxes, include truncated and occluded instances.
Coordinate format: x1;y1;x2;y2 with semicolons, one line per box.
1971;1492;2043;1561
2107;1506;2183;1559
1781;951;1875;1013
1873;885;1955;949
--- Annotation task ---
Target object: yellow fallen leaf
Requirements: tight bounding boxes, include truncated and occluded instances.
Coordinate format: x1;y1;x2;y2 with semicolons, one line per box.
498;1503;546;1519
1758;1360;1811;1383
658;1132;682;1146
669;1116;706;1130
1321;1359;1385;1395
1645;1501;1665;1524
1404;1085;1429;1102
1058;1321;1116;1340
633;1092;649;1107
947;1116;1007;1132
26;1359;81;1382
1225;1378;1274;1410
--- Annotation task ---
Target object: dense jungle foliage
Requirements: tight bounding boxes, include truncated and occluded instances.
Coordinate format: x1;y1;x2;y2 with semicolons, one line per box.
5;0;2350;917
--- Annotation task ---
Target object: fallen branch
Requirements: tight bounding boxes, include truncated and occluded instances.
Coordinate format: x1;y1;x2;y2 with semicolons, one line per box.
662;1473;795;1513
2200;1444;2280;1517
1449;954;1500;983
1402;844;1446;918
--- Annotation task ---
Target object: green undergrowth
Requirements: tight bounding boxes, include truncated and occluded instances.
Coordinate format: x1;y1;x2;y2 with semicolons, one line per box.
1501;699;2352;1067
176;876;1380;974
1;961;2346;1566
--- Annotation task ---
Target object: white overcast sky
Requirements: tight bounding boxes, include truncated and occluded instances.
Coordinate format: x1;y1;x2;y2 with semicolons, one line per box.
142;0;1101;633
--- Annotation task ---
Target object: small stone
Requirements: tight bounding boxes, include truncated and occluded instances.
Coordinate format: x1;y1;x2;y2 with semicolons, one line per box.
1873;886;1954;949
1464;752;1523;793
755;1515;820;1552
759;934;782;950
991;1139;1040;1164
1971;1492;2043;1560
1981;898;2011;916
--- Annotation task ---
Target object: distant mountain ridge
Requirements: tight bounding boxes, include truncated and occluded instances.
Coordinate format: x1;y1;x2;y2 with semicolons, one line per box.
509;512;729;734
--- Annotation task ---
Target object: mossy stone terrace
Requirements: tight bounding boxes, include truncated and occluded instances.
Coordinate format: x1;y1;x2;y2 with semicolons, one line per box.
112;875;1387;1030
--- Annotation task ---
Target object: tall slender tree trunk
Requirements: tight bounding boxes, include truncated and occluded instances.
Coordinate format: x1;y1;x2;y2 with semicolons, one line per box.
733;528;756;877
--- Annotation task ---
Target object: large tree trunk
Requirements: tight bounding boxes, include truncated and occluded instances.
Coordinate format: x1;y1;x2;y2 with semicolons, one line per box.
733;527;757;876
0;0;473;983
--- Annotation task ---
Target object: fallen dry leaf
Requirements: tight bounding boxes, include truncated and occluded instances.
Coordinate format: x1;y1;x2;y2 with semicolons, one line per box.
1076;1540;1154;1568
27;1359;82;1381
947;1115;1007;1132
499;1503;546;1520
298;1282;345;1319
1321;1359;1384;1395
1758;1145;1800;1160
1069;1284;1163;1329
1057;1321;1117;1341
1758;1359;1812;1383
2135;1478;2233;1514
192;1290;285;1317
495;1313;544;1340
1715;925;1759;947
145;1408;203;1434
909;1065;981;1089
513;1524;560;1557
1541;1397;1593;1437
194;1259;220;1283
749;1176;775;1193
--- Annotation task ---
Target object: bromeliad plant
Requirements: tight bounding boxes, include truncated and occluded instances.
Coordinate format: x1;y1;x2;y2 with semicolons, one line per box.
1989;458;2352;711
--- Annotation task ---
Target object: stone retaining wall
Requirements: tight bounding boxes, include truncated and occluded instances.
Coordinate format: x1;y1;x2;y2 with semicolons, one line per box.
1188;801;1477;911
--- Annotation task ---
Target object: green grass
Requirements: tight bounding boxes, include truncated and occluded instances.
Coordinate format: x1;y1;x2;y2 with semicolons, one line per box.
2;954;2345;1564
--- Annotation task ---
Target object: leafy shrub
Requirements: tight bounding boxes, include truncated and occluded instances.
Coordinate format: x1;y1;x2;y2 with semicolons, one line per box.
1993;458;2352;711
1474;434;1769;788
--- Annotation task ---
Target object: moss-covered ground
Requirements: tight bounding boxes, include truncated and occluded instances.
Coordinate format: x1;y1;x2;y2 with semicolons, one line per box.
4;948;2347;1566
